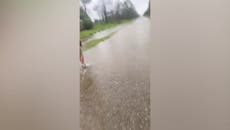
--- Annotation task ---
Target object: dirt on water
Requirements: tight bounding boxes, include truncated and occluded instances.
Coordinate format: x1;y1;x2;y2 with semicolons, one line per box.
80;17;151;130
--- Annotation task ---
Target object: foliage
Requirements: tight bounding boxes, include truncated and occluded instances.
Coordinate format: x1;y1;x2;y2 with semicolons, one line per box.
144;1;150;17
80;7;93;30
80;20;131;40
80;0;139;32
81;0;92;14
83;18;93;30
120;0;139;19
83;32;116;51
93;0;139;23
81;0;91;4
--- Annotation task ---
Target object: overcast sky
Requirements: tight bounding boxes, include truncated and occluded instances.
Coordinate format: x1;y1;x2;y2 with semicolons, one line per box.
130;0;149;15
81;0;149;21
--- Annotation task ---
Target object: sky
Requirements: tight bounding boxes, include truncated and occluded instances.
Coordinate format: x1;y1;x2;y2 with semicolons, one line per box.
81;0;149;21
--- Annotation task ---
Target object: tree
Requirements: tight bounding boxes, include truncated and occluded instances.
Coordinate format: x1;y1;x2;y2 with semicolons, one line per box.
113;1;122;20
94;4;104;22
80;6;93;31
93;0;111;23
120;0;139;19
144;1;150;17
81;0;91;14
94;0;139;23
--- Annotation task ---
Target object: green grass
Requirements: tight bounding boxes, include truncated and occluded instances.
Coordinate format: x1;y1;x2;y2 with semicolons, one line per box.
80;20;131;40
83;32;116;51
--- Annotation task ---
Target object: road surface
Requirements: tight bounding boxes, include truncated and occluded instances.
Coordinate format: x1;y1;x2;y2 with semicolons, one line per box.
80;17;151;130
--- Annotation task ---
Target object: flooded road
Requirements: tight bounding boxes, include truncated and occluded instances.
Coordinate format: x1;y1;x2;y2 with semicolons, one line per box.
80;17;151;130
83;24;125;44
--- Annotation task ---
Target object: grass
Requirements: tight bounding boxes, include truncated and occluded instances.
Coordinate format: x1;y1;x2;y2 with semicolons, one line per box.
80;20;131;40
83;32;116;51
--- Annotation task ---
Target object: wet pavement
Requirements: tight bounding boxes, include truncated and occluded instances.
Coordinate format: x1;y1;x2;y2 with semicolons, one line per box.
83;24;125;44
80;17;151;130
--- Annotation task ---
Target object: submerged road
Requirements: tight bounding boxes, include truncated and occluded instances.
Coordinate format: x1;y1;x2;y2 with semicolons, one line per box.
80;17;151;130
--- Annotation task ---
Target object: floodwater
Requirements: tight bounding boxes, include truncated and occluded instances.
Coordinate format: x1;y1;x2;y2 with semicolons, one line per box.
83;24;125;44
80;17;151;130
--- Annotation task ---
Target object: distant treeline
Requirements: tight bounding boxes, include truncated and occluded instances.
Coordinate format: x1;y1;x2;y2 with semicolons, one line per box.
144;1;150;17
80;7;93;30
80;0;139;31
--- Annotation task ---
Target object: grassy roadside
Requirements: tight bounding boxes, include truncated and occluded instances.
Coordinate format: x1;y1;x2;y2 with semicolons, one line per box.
83;32;116;51
80;20;131;40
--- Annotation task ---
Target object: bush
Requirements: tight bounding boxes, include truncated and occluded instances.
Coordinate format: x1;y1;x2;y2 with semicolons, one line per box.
83;18;93;30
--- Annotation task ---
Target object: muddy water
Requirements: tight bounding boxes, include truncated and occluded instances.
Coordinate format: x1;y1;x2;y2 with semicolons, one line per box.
83;24;125;44
80;17;151;130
